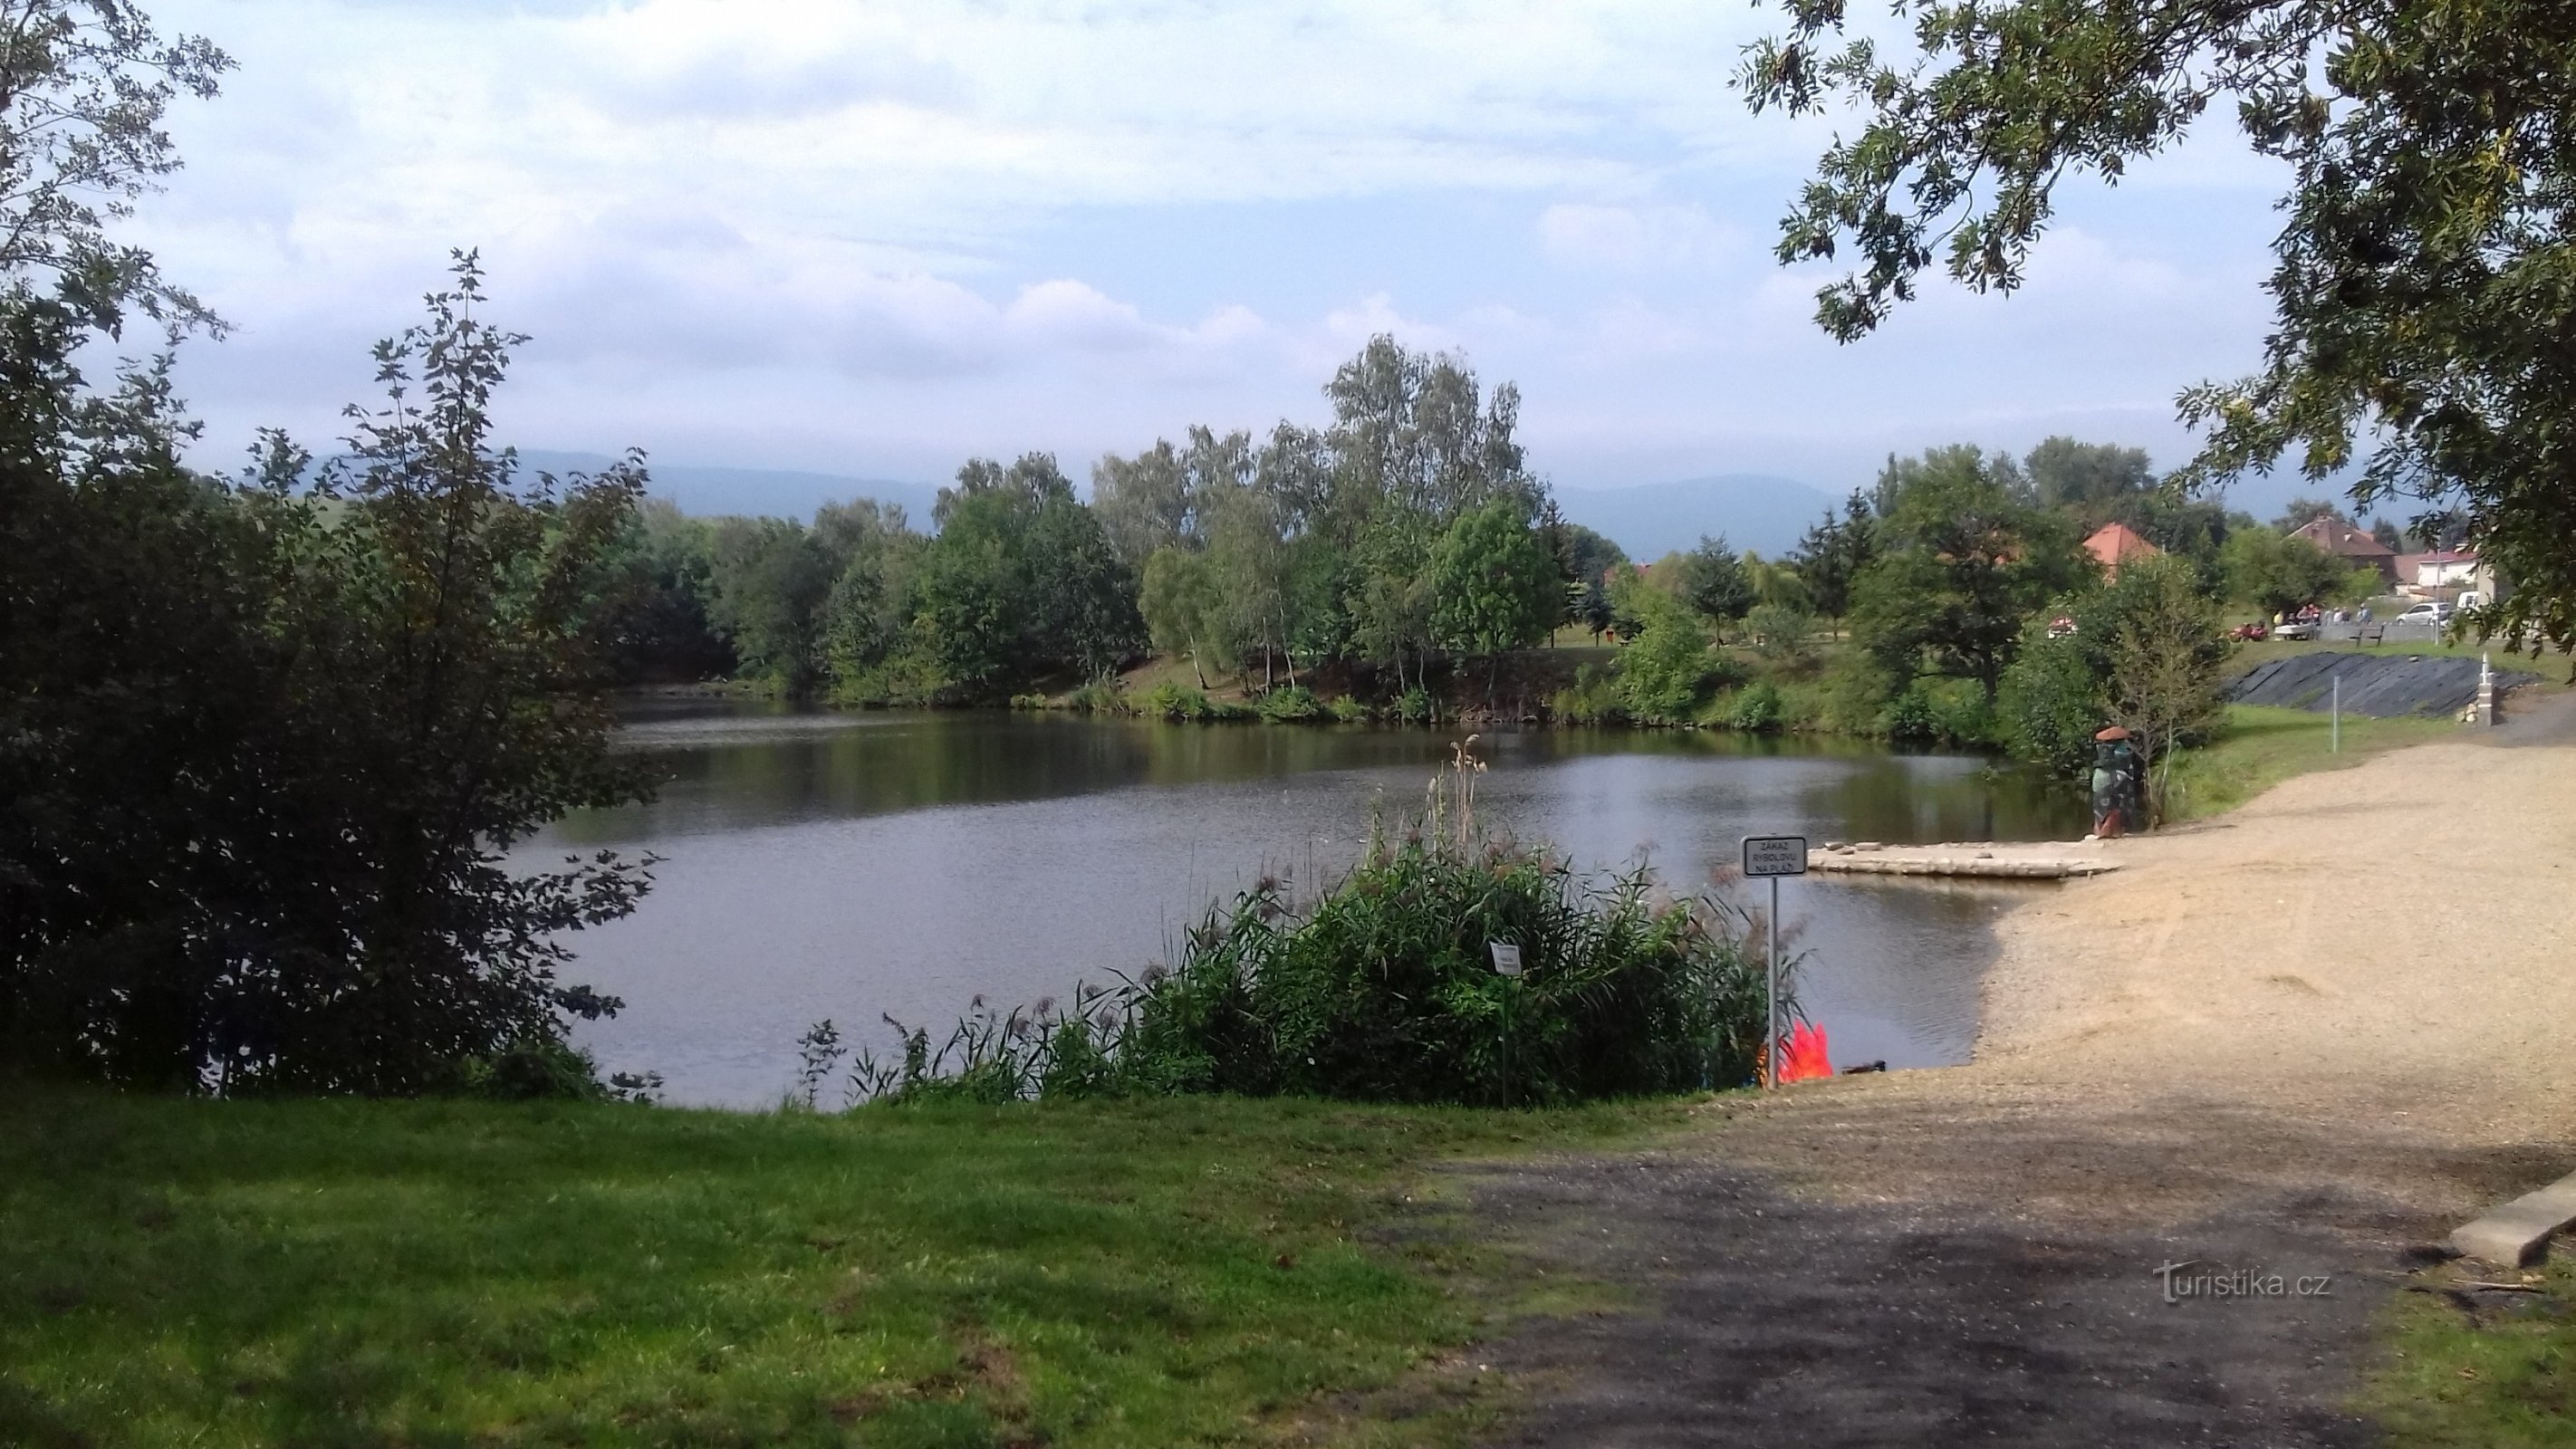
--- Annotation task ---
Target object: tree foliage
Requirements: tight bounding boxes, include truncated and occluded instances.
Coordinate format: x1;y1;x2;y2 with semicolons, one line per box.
1848;446;2091;698
1743;0;2576;655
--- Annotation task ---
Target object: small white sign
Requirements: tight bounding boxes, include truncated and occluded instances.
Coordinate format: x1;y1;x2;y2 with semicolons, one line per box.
1488;942;1523;977
1742;836;1810;878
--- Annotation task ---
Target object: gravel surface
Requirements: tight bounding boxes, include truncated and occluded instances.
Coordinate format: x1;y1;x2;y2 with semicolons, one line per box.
1467;696;2576;1446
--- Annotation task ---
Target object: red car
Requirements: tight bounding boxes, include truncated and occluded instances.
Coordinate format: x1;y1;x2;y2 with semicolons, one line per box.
2229;622;2270;641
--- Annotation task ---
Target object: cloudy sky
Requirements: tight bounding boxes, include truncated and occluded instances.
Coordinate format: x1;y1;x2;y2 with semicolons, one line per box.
137;0;2302;512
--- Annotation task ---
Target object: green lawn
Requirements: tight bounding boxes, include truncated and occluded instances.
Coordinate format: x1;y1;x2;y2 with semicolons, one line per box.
0;1088;1675;1448
2367;1257;2576;1446
2162;704;2462;822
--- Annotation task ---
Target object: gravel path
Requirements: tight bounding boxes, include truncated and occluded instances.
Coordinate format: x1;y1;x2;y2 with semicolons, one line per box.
1469;697;2576;1446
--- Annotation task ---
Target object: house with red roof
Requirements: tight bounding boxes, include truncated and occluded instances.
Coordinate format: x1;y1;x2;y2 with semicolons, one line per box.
2081;522;2161;580
2287;514;2398;586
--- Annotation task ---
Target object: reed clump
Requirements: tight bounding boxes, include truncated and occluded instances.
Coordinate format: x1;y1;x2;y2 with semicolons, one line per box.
807;745;1772;1108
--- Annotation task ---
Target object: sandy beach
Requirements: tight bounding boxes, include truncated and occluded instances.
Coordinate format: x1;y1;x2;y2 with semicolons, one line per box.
1477;692;2576;1446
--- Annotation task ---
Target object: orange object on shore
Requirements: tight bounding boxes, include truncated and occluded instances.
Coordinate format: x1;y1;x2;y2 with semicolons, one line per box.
1777;1022;1834;1082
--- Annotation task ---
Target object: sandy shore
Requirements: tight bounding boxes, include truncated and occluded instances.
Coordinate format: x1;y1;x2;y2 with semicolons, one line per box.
1476;695;2576;1446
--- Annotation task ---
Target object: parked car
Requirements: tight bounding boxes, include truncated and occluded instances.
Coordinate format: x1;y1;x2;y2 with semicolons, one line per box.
2397;601;2454;629
2229;622;2270;641
2271;617;2318;641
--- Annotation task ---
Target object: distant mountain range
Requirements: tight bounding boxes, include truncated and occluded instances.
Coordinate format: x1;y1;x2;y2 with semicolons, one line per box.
1552;475;1838;561
517;452;944;528
521;452;1835;559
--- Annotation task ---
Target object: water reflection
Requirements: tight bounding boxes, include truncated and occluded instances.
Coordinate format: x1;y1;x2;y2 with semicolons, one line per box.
534;705;2086;1106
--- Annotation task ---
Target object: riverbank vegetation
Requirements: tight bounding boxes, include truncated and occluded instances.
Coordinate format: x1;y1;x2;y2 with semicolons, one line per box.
804;754;1772;1108
0;1082;1673;1448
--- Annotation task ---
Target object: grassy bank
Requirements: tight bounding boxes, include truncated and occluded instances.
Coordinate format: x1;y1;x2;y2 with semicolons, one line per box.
0;1087;1674;1448
2160;704;2465;822
2367;1256;2576;1446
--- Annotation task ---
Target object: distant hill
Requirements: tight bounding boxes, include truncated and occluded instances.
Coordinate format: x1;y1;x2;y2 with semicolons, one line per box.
1552;475;1838;561
517;451;941;527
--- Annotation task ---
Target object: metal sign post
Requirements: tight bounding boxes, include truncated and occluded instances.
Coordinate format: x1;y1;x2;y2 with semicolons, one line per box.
1488;942;1523;1108
1740;837;1809;1089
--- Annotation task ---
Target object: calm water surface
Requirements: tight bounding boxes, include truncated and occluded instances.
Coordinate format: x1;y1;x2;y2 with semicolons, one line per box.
533;703;2085;1106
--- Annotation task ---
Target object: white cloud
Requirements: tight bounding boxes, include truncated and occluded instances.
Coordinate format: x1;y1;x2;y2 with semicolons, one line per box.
1539;203;1736;271
125;0;2294;504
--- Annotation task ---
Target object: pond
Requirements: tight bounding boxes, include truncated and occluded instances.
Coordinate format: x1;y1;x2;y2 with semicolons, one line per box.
533;704;2087;1107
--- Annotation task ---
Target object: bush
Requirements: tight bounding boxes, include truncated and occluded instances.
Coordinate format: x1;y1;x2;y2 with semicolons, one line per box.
1063;679;1127;715
1727;681;1785;734
1256;685;1327;723
1140;681;1216;720
1550;664;1628;724
1930;684;1999;748
1007;692;1048;711
1328;696;1374;723
1879;680;1942;741
1616;592;1716;723
1998;624;2100;775
842;760;1774;1107
1745;603;1815;666
1395;686;1439;724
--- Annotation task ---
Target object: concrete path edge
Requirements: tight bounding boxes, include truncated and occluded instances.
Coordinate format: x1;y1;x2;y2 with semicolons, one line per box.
2450;1168;2576;1267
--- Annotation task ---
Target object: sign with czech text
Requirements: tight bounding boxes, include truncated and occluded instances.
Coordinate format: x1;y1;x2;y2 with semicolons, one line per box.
1741;836;1809;878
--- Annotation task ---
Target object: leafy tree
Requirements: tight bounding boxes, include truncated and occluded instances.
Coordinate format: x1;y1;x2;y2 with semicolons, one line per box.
1428;499;1558;692
219;263;657;1093
2002;556;2234;780
2104;559;2235;822
2220;526;2374;617
1322;336;1542;539
1140;546;1226;687
1347;510;1437;692
2025;437;2151;512
599;499;734;684
8;252;656;1091
1609;581;1715;723
706;516;832;691
1848;446;2090;699
1675;533;1755;627
1091;438;1194;570
1742;0;2576;655
1026;487;1143;681
2369;517;2406;553
916;454;1141;698
1555;521;1629;639
2272;497;2352;534
1787;489;1878;621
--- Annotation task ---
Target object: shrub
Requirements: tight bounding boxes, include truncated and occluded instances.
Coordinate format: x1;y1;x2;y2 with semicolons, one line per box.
1929;683;1999;748
1007;692;1048;711
843;759;1775;1107
1879;680;1941;741
1727;681;1785;734
1550;665;1628;724
1256;685;1327;723
1140;681;1214;720
1328;696;1374;723
1395;686;1438;724
1616;592;1716;723
1063;679;1128;715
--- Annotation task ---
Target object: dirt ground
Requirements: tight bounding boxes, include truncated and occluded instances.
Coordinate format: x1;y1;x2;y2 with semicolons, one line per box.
1466;692;2576;1446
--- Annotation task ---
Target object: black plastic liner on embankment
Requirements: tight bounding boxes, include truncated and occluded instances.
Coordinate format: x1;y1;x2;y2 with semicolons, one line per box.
2227;650;2540;717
